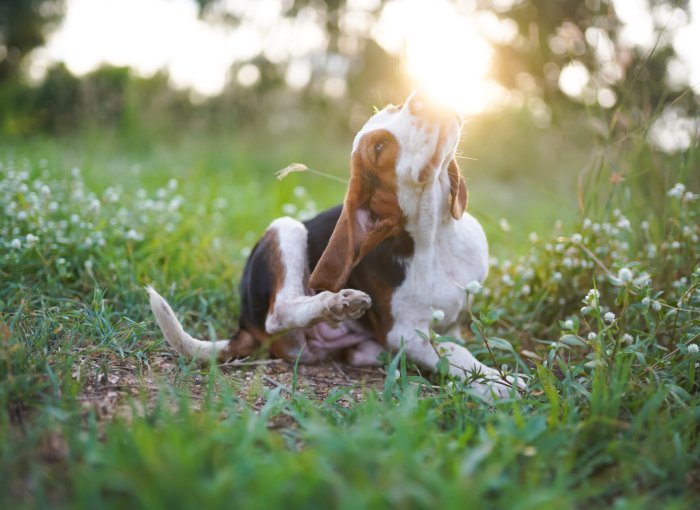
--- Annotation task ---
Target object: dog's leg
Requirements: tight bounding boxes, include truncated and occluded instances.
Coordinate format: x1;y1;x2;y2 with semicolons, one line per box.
387;323;525;401
263;217;372;334
345;340;386;366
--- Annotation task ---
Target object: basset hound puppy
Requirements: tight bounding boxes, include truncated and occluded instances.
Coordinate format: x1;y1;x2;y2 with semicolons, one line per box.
148;91;524;400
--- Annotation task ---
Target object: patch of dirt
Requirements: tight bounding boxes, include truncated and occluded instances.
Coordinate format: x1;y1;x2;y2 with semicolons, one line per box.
71;351;387;424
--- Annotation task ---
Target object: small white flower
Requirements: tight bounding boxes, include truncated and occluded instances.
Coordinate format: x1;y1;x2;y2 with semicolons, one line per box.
528;232;538;243
688;344;699;354
393;369;401;380
282;203;297;215
70;214;80;224
465;281;482;294
581;306;593;315
167;178;178;191
552;271;562;282
563;257;573;268
642;297;651;307
563;319;574;330
671;241;681;250
652;301;662;312
617;267;633;283
571;233;582;243
71;166;81;178
17;210;27;220
84;259;93;271
293;186;306;198
521;284;531;296
621;333;633;344
25;233;39;247
587;332;597;341
584;289;600;305
432;309;446;322
667;183;685;198
125;229;140;240
641;221;649;231
501;274;514;286
499;218;511;232
604;311;616;323
582;218;592;229
10;238;21;249
683;191;697;202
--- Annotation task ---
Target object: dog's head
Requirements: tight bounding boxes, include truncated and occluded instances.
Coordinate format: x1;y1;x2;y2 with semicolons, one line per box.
309;91;466;292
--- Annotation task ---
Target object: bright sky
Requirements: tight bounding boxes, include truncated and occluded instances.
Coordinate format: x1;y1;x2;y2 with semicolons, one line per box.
29;0;700;117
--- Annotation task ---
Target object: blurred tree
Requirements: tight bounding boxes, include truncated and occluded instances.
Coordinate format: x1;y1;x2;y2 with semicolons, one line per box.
0;0;65;82
192;0;695;115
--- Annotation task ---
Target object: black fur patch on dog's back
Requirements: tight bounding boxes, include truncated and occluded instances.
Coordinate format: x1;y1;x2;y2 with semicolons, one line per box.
237;205;413;338
238;233;277;331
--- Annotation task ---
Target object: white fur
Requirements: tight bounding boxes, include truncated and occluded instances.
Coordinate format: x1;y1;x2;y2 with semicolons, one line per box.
146;286;229;361
264;217;371;334
355;93;523;401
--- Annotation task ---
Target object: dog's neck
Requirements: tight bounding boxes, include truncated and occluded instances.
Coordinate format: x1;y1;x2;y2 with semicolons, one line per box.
397;164;455;248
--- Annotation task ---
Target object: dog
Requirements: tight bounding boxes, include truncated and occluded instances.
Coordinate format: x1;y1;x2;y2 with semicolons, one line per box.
147;91;524;400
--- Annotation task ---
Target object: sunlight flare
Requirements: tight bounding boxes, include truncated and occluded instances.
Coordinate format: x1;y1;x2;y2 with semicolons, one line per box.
377;0;495;115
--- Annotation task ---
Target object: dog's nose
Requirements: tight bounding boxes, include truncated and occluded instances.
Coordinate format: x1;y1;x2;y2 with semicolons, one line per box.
406;90;463;126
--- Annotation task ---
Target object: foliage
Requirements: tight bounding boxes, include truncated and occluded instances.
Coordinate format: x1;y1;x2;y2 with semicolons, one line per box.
0;0;65;81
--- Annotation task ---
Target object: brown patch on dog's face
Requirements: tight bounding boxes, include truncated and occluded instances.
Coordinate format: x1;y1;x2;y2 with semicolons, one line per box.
309;129;406;292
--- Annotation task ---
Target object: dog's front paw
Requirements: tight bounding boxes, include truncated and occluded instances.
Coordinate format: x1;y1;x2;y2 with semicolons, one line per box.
470;371;526;402
322;289;372;322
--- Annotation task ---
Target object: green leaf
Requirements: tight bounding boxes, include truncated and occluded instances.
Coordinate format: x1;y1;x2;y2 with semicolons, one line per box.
559;334;587;347
486;337;514;352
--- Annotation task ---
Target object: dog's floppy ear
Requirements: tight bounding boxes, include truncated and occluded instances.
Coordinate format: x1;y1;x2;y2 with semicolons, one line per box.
309;176;363;293
309;175;398;293
447;158;468;220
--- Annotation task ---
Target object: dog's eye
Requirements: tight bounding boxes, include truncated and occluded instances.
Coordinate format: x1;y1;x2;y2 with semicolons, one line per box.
369;210;378;223
374;142;384;157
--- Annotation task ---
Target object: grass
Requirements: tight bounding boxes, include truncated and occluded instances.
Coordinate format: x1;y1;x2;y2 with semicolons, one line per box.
1;122;699;509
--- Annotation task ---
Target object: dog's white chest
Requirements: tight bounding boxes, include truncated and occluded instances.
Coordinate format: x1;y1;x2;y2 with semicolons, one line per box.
391;213;489;329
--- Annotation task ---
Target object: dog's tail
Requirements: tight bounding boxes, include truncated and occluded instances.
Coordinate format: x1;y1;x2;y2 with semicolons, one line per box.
146;286;230;361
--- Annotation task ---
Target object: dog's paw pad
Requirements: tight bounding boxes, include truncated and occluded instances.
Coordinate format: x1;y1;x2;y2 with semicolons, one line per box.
324;289;371;321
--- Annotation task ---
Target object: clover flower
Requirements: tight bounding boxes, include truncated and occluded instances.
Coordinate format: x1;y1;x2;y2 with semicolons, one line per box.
583;289;600;306
604;311;616;323
465;281;482;294
10;238;21;249
688;344;699;354
667;183;686;198
587;332;597;341
432;309;446;322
